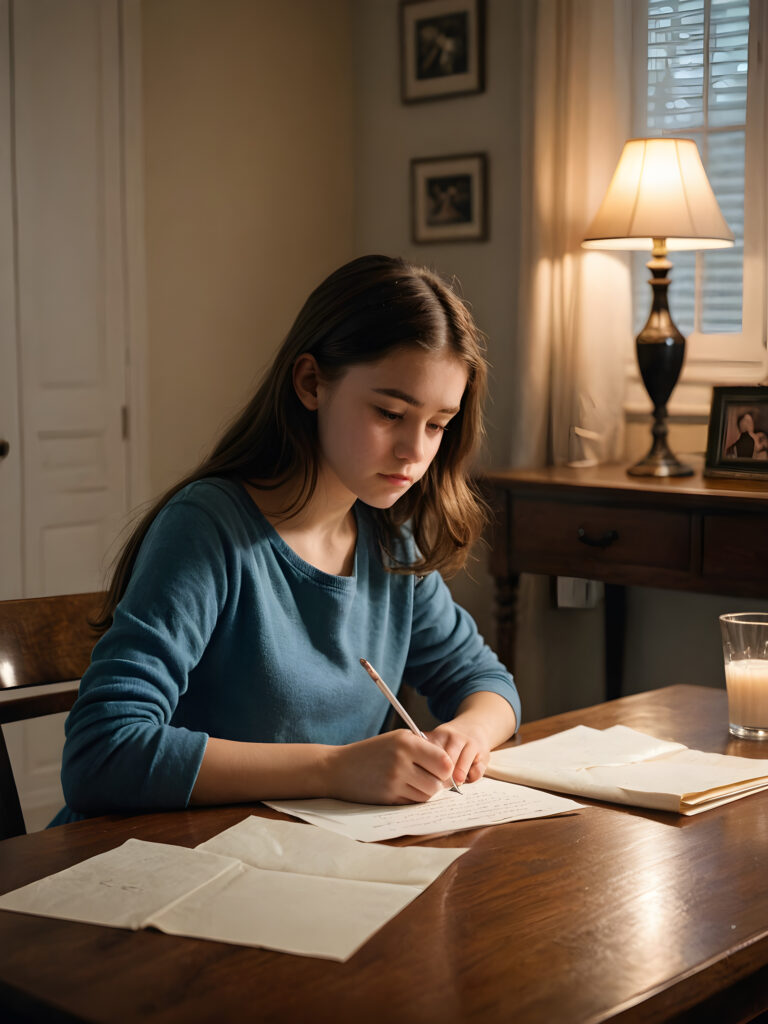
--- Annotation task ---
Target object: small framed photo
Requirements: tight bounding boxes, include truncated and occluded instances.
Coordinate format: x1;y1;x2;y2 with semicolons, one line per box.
411;153;488;244
400;0;485;103
704;385;768;479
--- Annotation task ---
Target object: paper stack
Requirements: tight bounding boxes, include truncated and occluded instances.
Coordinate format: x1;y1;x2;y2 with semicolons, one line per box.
487;724;768;814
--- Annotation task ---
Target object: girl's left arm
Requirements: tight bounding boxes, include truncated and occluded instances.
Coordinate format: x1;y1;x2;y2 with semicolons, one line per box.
403;569;521;784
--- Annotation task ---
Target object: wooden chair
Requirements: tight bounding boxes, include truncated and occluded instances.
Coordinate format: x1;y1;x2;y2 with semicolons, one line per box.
0;592;104;840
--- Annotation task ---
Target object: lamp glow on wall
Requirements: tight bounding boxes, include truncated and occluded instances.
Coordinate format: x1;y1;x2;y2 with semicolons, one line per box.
582;138;734;477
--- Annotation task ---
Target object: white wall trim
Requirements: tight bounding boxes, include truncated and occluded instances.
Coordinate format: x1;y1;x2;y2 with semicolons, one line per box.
624;351;768;421
120;0;151;510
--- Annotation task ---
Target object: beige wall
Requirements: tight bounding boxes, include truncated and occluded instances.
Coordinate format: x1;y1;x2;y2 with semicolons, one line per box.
142;0;355;493
352;0;525;473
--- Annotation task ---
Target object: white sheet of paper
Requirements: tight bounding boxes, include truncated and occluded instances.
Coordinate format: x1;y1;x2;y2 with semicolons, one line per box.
0;817;468;961
147;862;421;961
0;839;239;929
487;725;768;814
493;724;686;768
196;815;464;886
264;776;582;841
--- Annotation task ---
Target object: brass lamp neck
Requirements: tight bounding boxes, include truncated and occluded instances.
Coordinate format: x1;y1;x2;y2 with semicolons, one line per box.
651;236;668;259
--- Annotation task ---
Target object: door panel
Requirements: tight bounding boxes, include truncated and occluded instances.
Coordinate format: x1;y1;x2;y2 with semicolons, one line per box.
14;0;127;597
1;0;132;828
0;0;22;601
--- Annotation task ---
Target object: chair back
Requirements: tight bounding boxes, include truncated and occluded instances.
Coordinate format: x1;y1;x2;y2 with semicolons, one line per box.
0;592;104;840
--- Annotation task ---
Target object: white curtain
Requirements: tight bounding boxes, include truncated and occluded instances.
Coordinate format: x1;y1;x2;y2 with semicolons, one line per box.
511;0;634;470
510;0;634;720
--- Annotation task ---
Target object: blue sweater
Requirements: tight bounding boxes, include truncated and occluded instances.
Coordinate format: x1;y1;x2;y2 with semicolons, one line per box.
56;479;520;821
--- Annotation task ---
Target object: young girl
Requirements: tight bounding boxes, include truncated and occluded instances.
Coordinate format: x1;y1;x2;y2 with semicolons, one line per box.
54;254;520;824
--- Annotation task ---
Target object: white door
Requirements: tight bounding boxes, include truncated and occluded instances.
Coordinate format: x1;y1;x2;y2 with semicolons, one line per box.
14;0;129;595
0;0;22;601
0;0;135;828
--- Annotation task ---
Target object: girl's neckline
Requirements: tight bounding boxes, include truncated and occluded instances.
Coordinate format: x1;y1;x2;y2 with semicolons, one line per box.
230;479;361;586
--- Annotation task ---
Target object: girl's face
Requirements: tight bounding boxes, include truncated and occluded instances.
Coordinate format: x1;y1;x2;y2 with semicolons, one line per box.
313;346;468;509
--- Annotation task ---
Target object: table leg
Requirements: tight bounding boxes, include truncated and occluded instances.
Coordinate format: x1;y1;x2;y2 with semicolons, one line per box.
495;572;520;674
604;583;627;701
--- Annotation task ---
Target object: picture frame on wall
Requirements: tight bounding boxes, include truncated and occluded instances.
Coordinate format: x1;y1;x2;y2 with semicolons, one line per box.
400;0;485;103
704;385;768;479
411;153;488;244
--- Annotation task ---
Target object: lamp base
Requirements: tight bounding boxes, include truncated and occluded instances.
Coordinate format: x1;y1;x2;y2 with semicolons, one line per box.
629;242;693;480
627;451;693;478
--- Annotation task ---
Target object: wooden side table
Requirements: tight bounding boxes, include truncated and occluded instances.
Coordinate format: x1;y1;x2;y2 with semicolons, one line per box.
482;458;768;698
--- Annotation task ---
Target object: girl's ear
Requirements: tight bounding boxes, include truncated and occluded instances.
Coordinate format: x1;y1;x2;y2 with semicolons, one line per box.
293;354;321;411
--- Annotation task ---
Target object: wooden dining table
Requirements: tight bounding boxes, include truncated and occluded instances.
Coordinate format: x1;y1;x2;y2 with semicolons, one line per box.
1;684;767;1023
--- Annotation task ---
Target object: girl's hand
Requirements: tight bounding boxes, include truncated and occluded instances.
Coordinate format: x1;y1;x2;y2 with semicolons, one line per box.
325;730;455;805
426;692;519;786
425;720;493;786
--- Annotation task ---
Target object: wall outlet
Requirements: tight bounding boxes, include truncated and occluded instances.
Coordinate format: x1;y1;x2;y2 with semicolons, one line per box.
556;577;604;609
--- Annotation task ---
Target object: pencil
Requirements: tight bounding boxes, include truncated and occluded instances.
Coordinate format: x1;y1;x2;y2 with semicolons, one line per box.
360;657;462;795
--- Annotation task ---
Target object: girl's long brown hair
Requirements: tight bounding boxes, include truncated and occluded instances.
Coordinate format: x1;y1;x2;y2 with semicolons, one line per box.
96;255;489;631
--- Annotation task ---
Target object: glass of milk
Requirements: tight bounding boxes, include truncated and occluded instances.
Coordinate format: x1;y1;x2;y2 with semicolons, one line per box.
720;613;768;740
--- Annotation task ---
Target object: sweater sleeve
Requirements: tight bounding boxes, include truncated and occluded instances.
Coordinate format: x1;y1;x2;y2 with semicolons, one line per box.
60;499;230;815
403;569;521;728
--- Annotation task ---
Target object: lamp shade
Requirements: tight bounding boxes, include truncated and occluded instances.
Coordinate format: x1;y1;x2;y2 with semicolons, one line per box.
581;137;734;251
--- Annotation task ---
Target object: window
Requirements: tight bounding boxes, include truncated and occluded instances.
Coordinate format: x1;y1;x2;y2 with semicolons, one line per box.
631;0;767;401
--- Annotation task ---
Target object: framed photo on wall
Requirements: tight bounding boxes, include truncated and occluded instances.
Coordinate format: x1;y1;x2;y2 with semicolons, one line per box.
400;0;485;103
411;153;487;244
704;385;768;479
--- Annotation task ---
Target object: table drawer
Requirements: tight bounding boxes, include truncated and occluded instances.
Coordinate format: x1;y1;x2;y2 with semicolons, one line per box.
703;514;768;583
511;498;691;571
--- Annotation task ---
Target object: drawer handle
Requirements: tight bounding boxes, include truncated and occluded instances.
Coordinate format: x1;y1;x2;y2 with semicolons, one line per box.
577;527;619;549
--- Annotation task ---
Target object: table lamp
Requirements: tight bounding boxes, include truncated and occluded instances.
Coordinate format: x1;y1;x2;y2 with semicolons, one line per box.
582;137;734;477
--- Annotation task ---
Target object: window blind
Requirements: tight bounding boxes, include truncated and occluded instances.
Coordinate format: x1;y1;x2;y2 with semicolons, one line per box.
633;0;748;337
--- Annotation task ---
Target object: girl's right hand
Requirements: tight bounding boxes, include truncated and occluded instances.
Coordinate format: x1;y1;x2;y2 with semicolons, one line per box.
324;730;455;805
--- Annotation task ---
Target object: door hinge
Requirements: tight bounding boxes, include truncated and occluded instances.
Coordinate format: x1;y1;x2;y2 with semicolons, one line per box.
121;405;129;440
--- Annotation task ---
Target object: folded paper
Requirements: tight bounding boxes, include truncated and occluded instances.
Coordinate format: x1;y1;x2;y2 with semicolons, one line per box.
487;724;768;814
0;816;466;961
